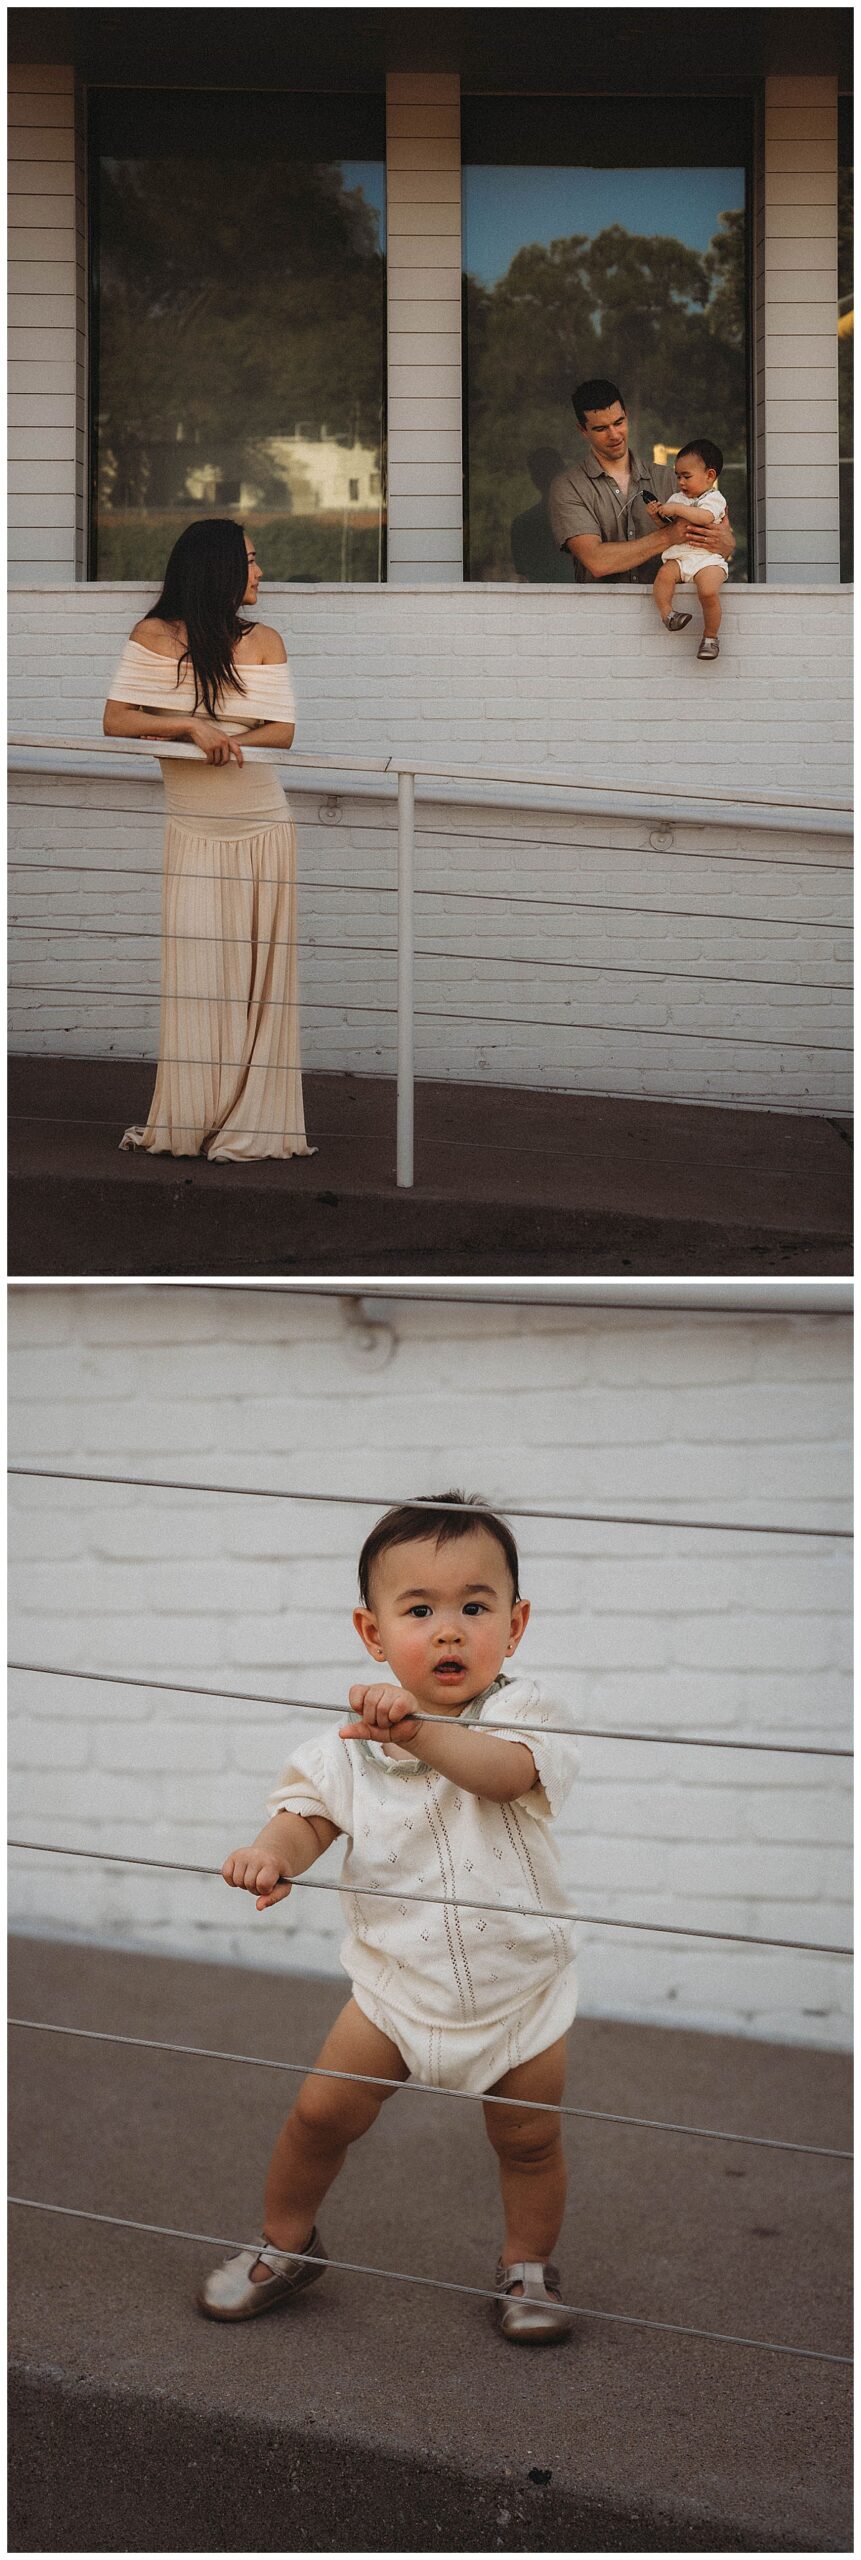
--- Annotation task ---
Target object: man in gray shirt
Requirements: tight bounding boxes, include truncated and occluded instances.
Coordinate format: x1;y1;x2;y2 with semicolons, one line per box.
547;378;735;585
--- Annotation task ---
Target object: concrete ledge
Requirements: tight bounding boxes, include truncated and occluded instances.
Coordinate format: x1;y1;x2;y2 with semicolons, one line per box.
8;1058;853;1278
8;1938;852;2553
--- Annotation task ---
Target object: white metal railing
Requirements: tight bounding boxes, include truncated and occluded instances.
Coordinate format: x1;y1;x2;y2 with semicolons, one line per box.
8;736;853;1188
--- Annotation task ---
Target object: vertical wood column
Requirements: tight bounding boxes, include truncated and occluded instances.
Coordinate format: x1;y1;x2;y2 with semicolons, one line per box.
761;75;840;583
385;72;463;583
8;63;81;579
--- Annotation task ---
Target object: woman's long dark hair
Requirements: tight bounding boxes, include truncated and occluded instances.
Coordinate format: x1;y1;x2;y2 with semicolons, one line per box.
145;518;251;716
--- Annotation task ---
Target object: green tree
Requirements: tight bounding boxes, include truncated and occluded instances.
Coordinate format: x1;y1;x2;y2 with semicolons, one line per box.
96;153;384;570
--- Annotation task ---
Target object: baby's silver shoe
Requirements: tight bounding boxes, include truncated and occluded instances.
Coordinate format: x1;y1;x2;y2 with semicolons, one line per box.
494;2256;573;2343
197;2227;327;2320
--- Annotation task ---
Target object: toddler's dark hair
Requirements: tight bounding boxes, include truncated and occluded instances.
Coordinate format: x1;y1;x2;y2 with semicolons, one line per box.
676;437;723;477
358;1491;521;1606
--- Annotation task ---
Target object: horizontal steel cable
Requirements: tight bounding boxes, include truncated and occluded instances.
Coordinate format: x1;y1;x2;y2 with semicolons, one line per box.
10;995;849;1051
10;1119;329;1144
7;2199;850;2366
7;1842;851;1958
415;822;852;872
7;1085;839;1119
8;836;854;873
8;1466;851;1540
7;849;851;934
10;890;850;933
10;921;849;994
201;1281;855;1315
8;1077;846;1121
9;2018;850;2157
8;1661;853;1760
13;994;388;1022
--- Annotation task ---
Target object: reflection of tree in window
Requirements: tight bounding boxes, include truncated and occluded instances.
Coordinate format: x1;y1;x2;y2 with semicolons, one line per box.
464;208;748;582
95;152;385;580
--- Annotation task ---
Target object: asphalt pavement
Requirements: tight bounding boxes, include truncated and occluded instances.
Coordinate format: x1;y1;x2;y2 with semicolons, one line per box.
8;1935;853;2552
8;1058;853;1275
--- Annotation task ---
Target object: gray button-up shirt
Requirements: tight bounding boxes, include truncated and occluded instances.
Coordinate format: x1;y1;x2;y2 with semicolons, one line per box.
547;449;679;584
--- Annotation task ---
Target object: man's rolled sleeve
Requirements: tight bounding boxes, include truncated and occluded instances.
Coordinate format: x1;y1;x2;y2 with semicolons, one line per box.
547;471;599;554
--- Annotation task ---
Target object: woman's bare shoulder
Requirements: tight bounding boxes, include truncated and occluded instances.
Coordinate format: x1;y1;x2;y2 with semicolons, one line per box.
245;623;287;665
128;615;184;657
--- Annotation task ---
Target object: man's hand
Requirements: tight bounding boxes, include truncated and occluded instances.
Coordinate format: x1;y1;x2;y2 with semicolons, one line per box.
340;1683;424;1746
222;1846;293;1910
684;515;734;558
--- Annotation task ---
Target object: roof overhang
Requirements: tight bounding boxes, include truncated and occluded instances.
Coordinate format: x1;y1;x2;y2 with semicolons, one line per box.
7;7;854;92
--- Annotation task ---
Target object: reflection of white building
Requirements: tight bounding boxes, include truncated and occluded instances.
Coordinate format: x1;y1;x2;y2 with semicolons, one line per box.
256;433;382;515
180;434;382;516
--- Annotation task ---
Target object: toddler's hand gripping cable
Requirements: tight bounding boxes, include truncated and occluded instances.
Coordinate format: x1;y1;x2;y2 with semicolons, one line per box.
6;1841;852;1960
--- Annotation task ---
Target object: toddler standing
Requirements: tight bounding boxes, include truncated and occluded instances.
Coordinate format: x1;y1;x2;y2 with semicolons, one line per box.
199;1492;579;2342
648;436;728;660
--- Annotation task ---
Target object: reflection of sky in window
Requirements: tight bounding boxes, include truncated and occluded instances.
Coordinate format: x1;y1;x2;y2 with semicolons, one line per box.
340;161;386;244
464;168;743;283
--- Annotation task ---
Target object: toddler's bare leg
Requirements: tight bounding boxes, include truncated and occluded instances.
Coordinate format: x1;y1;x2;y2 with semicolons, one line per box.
694;565;725;637
482;2037;567;2276
257;1996;408;2272
654;560;683;624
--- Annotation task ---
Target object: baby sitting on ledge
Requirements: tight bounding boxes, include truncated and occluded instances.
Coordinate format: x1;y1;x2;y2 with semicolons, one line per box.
646;437;728;663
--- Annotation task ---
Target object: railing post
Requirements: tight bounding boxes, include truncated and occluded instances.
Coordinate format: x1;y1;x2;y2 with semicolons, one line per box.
396;767;415;1188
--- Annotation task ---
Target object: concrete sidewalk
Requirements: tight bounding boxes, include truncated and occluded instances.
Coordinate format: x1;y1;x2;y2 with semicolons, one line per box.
8;1936;852;2552
8;1057;853;1276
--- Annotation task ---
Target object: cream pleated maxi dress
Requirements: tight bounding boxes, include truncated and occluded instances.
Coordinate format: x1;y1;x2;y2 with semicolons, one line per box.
107;638;315;1161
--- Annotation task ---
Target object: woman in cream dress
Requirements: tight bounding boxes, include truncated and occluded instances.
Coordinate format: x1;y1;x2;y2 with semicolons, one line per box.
104;518;314;1161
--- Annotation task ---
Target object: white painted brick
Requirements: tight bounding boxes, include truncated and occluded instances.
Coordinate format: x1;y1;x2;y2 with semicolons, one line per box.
7;583;852;1111
7;1291;852;2046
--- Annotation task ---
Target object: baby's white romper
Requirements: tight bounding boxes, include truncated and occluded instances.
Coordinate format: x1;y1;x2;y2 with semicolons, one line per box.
661;485;728;584
266;1674;579;2093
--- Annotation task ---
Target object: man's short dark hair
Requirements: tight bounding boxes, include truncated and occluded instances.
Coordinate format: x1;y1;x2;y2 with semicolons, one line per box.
358;1491;521;1607
677;436;723;477
572;379;625;426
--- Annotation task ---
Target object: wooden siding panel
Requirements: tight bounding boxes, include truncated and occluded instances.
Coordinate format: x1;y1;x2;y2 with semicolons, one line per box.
7;63;80;579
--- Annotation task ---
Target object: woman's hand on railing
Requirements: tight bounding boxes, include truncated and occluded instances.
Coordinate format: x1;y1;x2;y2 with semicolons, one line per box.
185;718;244;767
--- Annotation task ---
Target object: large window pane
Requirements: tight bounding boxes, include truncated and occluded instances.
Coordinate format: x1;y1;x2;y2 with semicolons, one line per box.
462;98;751;584
91;91;386;581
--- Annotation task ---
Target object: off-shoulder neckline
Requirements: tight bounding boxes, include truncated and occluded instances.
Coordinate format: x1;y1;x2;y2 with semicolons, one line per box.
124;637;286;671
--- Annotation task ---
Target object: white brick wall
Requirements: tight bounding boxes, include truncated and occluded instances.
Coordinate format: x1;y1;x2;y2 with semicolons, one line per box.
8;582;852;1109
9;580;851;797
8;1287;852;2047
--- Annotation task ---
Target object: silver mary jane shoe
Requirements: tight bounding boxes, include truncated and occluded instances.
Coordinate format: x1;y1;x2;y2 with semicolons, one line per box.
197;2227;327;2321
494;2257;573;2343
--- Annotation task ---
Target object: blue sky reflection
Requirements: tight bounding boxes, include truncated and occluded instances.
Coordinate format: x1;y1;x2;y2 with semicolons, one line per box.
464;167;744;282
